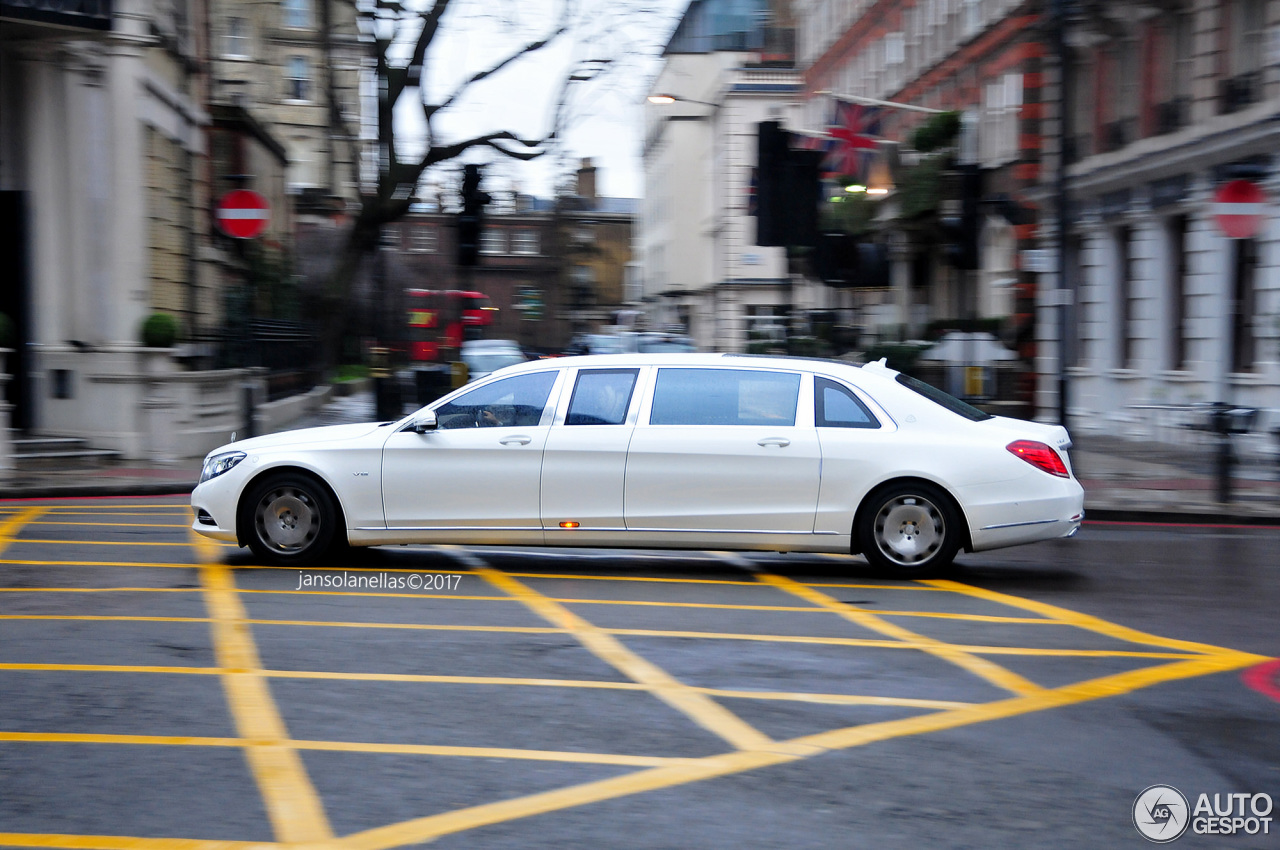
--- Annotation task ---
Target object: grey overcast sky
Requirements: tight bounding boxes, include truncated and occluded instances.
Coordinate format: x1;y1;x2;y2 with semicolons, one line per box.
392;0;686;201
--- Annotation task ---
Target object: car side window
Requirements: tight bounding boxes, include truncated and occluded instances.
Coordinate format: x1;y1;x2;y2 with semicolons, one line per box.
816;377;880;429
566;369;638;426
434;371;557;429
649;368;800;426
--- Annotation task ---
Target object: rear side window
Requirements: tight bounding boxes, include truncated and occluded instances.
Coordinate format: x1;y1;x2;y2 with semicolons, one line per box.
895;373;993;422
650;368;800;426
566;369;638;425
816;377;879;428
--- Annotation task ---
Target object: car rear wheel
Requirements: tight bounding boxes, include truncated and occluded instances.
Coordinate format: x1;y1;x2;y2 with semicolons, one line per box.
856;482;961;576
242;473;339;566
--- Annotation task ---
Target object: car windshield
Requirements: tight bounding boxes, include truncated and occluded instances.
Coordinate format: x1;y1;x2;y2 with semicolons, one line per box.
464;352;525;373
894;373;993;422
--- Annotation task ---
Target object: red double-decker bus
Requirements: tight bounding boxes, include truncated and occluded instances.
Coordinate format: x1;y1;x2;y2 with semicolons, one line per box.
404;289;495;363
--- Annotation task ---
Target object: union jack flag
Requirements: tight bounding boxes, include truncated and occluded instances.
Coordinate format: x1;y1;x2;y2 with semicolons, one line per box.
824;101;882;181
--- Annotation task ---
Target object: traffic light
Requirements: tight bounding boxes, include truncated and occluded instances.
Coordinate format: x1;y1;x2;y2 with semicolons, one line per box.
457;164;491;266
755;122;822;249
940;164;981;270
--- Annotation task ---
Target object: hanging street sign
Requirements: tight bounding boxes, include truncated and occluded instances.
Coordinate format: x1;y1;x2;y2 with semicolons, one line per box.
215;190;271;239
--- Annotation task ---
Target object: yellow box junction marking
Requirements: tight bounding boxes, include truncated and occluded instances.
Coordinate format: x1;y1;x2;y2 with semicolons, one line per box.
0;509;1271;850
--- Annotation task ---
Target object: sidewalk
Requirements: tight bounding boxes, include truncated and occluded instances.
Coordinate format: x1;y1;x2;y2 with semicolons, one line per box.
2;391;1277;524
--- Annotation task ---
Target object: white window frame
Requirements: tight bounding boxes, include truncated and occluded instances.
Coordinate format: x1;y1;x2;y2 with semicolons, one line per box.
480;229;505;255
511;228;540;255
285;56;310;101
410;226;437;253
283;0;311;29
223;16;251;59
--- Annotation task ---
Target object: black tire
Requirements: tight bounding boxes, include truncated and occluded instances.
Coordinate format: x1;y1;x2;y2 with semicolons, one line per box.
856;481;962;577
240;472;340;567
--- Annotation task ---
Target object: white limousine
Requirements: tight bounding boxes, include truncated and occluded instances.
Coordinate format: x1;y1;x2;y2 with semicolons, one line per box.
192;353;1084;575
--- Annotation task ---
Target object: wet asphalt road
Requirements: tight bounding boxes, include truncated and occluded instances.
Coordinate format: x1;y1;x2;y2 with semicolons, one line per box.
0;498;1277;849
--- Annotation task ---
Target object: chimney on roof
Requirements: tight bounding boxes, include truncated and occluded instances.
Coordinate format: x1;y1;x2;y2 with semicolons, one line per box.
576;158;597;206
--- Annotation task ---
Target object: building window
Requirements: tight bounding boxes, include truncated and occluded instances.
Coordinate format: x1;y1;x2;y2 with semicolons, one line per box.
1231;238;1259;372
282;0;311;29
223;16;250;58
981;73;1021;166
511;229;540;255
285;57;310;101
962;0;981;38
480;229;505;254
410;226;437;253
1165;215;1188;370
1231;0;1267;76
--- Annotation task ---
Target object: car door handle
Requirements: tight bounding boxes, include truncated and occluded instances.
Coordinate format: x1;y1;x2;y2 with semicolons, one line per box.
500;435;532;446
757;437;791;448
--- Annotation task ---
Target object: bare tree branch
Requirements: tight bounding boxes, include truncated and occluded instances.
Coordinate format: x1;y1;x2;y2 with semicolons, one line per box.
425;0;573;122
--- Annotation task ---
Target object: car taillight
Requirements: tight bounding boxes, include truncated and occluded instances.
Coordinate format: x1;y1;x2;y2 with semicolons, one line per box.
1006;440;1070;478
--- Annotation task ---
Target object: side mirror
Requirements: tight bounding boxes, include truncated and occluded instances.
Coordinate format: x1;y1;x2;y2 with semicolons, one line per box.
413;411;438;433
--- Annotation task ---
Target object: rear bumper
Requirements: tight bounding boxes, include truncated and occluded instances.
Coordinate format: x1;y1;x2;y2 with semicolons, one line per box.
960;478;1085;552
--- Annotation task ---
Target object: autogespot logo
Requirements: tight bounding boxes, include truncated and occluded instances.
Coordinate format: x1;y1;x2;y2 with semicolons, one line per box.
1134;785;1190;843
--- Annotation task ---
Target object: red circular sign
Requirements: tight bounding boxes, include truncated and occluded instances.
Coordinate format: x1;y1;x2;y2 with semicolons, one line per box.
216;190;271;239
1213;180;1267;239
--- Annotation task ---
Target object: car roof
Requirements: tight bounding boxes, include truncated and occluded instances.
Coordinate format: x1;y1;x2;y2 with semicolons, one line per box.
495;351;894;381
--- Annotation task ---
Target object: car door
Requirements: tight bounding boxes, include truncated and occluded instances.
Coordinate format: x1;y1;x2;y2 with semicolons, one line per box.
379;370;562;536
623;366;821;534
540;367;643;539
811;375;899;534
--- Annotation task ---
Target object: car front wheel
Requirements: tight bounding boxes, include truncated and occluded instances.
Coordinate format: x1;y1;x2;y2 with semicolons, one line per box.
241;473;339;566
856;482;962;576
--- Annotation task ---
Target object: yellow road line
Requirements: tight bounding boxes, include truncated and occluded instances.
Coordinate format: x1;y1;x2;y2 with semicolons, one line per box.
603;627;1195;658
499;571;762;586
194;534;333;843
466;558;776;753
27;520;188;528
40;506;191;511
248;619;562;634
291;739;694;768
0;834;262;850
923;579;1260;657
0;615;210;624
264;669;640;689
694;688;972;709
0;731;243;747
0;507;47;553
0;731;689;768
0;587;200;593
0;559;198;569
15;538;234;547
752;570;1047;697
0;663;221;675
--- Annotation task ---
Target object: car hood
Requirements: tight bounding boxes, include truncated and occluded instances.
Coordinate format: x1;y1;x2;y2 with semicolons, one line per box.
206;422;392;457
983;416;1073;450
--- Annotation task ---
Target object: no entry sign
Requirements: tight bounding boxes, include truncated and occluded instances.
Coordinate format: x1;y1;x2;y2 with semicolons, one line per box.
1213;180;1267;239
216;190;271;239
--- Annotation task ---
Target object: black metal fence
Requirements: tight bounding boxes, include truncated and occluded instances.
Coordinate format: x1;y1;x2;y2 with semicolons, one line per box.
191;320;321;402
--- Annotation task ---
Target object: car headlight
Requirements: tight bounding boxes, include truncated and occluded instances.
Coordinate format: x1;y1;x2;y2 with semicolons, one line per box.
200;451;246;484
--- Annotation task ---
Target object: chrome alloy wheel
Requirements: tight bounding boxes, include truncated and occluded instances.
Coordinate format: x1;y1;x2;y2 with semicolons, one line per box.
872;494;945;567
254;486;320;552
